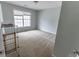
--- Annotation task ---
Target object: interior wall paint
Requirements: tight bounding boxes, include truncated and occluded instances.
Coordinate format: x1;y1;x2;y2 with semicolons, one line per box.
54;1;79;57
0;3;5;56
0;3;3;49
37;7;61;34
0;2;38;33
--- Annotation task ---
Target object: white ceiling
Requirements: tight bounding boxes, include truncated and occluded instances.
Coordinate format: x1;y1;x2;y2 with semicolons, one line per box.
5;1;62;10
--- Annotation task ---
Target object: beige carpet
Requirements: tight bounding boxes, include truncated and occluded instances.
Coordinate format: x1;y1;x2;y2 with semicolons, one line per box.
6;30;56;57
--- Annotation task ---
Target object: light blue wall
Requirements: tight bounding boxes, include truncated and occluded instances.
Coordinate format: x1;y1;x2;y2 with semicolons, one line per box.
38;7;61;34
54;1;79;57
0;3;5;56
0;3;3;49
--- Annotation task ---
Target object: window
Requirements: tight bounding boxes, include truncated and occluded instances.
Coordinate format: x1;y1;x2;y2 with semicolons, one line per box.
13;10;31;28
24;16;31;27
14;16;23;27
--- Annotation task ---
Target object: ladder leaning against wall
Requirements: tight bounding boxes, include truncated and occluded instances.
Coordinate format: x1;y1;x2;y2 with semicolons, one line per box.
1;23;20;56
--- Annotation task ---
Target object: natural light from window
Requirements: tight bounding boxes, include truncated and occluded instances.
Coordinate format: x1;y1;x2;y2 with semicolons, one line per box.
13;10;31;28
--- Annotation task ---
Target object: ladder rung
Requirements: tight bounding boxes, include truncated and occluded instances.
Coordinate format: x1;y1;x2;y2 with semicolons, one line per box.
3;32;15;36
5;48;17;54
4;42;17;46
4;37;18;41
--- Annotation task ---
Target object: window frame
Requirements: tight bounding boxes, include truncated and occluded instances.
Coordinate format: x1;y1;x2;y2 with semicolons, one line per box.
14;14;31;28
23;15;31;27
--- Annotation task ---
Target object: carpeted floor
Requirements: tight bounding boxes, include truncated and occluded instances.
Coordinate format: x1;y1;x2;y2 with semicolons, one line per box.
6;30;56;57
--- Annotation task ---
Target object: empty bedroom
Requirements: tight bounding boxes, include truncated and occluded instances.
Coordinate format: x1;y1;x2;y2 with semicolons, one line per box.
0;1;62;57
